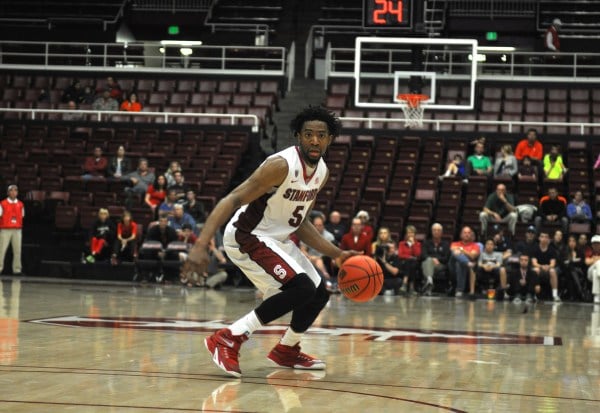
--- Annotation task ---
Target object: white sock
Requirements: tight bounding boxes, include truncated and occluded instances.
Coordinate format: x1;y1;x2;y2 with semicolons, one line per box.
427;276;433;285
552;289;558;298
230;310;262;337
280;327;303;347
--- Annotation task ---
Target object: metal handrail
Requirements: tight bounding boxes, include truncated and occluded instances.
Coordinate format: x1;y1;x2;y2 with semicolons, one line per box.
0;41;287;75
0;108;261;132
340;116;595;135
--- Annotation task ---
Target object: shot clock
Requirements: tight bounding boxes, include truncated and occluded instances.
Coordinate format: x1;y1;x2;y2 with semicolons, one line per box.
363;0;412;29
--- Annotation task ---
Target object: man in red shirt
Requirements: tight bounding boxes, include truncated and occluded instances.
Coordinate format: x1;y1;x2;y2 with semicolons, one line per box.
340;217;372;256
515;129;543;164
0;185;25;275
449;226;480;298
82;146;108;180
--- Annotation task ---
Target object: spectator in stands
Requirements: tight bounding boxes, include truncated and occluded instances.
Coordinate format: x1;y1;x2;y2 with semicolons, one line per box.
531;231;561;302
81;85;95;104
168;170;190;203
515;129;543;165
449;226;480;298
168;204;197;235
585;235;600;304
0;185;25;276
468;136;488;156
61;79;83;103
145;174;168;217
120;92;142;112
543;145;568;181
479;183;518;237
492;227;513;261
340;217;371;256
477;238;508;299
545;18;562;53
594;153;600;171
517;156;538;180
551;230;567;260
375;242;402;296
81;146;108;180
509;254;537;303
85;208;115;263
421;222;450;296
300;215;336;292
92;90;118;111
184;189;206;230
325;210;345;245
372;226;393;255
63;100;84;121
111;210;138;266
578;233;589;251
37;88;50;103
563;234;586;301
158;189;179;216
567;191;593;223
165;161;182;187
439;153;465;180
494;145;518;178
123;158;155;209
140;213;178;283
355;210;374;242
397;225;421;295
514;225;538;257
107;145;132;180
534;187;569;234
466;141;492;177
97;76;123;102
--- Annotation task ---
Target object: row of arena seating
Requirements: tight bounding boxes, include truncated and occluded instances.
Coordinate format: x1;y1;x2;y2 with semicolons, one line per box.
0;74;283;127
325;80;600;134
0;124;256;228
313;133;600;242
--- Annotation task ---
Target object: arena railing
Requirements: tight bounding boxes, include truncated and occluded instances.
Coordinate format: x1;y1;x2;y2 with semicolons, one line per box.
0;108;261;133
325;45;600;85
0;41;286;76
339;116;596;135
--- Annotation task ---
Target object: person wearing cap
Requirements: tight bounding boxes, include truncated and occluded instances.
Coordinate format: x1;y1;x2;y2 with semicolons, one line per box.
585;235;600;304
545;18;562;53
355;210;374;242
0;185;25;275
514;226;538;258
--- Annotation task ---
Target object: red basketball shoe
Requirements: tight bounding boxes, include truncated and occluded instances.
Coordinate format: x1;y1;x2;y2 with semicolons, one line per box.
205;328;248;378
267;343;326;370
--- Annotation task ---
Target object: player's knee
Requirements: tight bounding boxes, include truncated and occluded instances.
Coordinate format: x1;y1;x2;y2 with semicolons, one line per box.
284;273;317;301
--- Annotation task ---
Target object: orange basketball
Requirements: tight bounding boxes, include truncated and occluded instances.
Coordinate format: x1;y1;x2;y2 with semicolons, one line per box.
337;255;384;302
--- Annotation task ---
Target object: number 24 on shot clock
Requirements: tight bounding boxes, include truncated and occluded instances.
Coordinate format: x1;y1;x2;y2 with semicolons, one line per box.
363;0;412;28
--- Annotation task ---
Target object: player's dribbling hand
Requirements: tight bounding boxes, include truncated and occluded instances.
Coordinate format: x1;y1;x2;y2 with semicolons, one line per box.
182;243;210;280
335;250;361;268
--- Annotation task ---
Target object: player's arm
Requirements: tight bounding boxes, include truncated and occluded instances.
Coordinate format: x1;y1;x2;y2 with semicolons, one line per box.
195;156;287;248
184;157;287;276
296;218;342;259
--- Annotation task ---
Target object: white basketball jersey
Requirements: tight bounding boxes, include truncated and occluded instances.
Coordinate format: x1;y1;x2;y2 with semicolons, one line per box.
228;146;328;242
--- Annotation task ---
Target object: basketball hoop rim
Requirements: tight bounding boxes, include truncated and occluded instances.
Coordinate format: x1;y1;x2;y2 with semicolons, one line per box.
397;93;429;108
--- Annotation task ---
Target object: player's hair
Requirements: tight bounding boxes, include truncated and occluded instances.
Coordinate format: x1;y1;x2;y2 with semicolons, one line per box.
290;105;341;138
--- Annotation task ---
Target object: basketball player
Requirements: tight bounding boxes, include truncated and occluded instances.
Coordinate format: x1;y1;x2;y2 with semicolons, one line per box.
184;106;358;377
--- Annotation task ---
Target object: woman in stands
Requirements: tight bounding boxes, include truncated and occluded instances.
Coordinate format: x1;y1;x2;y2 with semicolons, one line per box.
372;226;393;255
145;175;168;219
111;210;138;266
494;145;518;177
120;92;142;112
85;208;115;263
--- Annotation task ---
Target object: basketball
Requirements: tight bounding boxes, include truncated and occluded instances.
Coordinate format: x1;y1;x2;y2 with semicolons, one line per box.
337;255;384;302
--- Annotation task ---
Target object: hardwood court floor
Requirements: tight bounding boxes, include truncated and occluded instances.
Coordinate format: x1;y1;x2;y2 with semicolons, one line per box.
1;276;599;412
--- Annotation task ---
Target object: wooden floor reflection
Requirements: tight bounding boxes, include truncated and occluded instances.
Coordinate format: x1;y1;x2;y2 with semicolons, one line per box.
1;276;599;412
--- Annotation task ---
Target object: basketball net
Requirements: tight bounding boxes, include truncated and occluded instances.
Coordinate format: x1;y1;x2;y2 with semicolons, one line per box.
397;94;428;128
